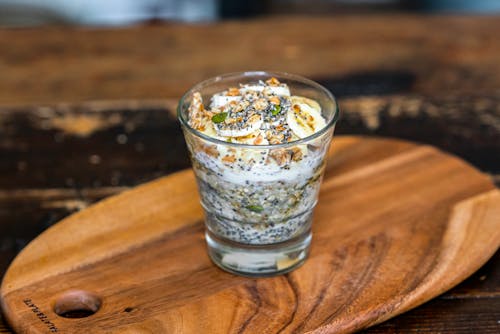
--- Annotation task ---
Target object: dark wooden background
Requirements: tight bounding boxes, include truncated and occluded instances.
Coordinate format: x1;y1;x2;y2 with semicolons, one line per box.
0;16;499;333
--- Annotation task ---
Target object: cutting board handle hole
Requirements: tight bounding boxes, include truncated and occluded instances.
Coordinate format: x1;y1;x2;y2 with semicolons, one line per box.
53;290;101;319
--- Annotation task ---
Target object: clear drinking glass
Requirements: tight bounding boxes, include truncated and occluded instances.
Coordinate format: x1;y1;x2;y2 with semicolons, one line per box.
178;71;339;276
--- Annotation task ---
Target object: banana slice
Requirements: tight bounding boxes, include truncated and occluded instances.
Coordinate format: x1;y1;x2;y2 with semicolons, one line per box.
291;96;321;113
235;131;269;164
210;94;242;108
287;99;326;139
215;113;263;138
241;85;290;96
233;131;269;145
200;121;221;139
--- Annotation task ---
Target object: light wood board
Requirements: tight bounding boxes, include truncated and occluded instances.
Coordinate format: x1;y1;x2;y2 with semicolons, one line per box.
1;136;499;333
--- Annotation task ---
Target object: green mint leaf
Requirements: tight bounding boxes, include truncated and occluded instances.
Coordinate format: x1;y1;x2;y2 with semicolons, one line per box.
212;112;228;123
246;205;264;213
271;105;281;115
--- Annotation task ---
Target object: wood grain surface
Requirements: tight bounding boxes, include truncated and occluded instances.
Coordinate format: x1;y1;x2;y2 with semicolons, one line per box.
0;96;498;333
0;16;499;106
1;136;498;333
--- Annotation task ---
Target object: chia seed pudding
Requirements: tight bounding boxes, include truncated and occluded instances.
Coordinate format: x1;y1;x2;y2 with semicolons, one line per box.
183;77;332;245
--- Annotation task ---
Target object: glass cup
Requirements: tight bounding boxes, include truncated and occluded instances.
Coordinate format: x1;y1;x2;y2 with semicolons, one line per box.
178;71;339;276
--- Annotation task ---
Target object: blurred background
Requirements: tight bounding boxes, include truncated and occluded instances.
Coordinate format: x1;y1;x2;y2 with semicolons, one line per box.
1;0;500;26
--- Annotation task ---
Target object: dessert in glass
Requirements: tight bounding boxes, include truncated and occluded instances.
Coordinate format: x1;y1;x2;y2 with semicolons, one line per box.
178;71;339;276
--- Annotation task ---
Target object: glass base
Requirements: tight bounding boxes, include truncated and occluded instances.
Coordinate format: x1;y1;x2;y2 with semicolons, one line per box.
205;230;311;277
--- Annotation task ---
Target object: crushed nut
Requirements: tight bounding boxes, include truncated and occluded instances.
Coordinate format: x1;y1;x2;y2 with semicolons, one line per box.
266;129;285;144
266;77;280;86
269;149;291;165
275;124;285;132
202;144;219;158
290;147;304;162
269;96;281;105
227;87;240;96
248;113;261;124
253;134;265;145
222;155;236;164
253;98;268;111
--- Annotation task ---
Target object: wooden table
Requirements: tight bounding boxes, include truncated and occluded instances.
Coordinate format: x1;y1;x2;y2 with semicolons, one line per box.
0;16;499;333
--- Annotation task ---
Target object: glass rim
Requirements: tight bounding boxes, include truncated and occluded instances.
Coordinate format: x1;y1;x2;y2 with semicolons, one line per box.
177;70;340;149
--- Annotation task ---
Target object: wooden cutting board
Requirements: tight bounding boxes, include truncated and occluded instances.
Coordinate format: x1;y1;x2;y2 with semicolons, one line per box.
1;136;499;334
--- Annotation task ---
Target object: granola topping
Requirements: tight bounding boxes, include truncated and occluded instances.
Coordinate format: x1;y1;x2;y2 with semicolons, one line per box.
188;77;326;149
184;77;331;187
